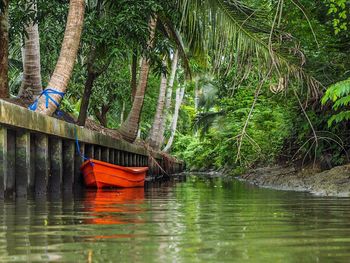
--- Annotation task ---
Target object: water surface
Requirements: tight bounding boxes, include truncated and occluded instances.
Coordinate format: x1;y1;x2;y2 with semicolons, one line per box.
1;174;350;262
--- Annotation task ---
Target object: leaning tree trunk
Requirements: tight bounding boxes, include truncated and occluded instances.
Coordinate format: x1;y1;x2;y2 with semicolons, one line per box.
77;70;97;126
94;104;110;127
18;0;42;102
147;57;168;150
163;87;185;153
130;51;138;102
77;46;99;126
120;101;125;123
118;15;158;143
158;50;179;146
34;0;85;115
0;0;9;98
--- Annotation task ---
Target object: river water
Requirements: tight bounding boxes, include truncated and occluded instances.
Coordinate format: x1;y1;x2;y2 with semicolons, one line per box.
1;174;350;262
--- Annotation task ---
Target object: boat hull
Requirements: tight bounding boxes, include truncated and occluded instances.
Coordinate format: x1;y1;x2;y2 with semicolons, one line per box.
80;159;148;188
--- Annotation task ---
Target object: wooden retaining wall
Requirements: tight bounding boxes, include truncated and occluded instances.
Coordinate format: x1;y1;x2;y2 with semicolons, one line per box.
0;100;184;198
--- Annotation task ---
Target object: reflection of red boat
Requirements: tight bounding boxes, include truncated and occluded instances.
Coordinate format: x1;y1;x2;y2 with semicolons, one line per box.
84;188;145;226
80;159;148;188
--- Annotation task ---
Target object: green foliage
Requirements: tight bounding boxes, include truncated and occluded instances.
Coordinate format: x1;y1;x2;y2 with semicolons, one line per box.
322;78;350;126
5;0;350;173
173;87;296;170
323;0;350;34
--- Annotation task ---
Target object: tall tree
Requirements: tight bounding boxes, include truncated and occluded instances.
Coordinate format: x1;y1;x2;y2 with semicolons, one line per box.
34;0;85;115
163;86;185;152
118;15;158;142
18;0;42;102
77;47;97;126
0;0;9;98
130;50;138;102
147;56;168;150
77;46;110;126
158;49;179;146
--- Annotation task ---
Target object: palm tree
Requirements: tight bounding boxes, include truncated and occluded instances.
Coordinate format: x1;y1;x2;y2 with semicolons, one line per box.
18;0;42;102
34;0;85;115
147;56;168;150
163;86;185;152
158;49;179;147
130;50;138;102
118;15;158;142
127;0;318;145
0;0;9;98
177;0;319;94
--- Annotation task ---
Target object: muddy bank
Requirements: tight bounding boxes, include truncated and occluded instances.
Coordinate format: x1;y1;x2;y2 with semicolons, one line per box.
238;165;350;197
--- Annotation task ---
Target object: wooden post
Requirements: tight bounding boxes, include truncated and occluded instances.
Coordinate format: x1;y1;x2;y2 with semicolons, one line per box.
120;151;124;166
136;155;140;167
49;138;62;194
29;136;35;191
85;144;94;160
34;134;49;195
74;142;85;188
109;149;115;164
133;154;137;166
15;131;31;197
101;147;109;162
115;150;120;165
0;126;7;198
6;130;15;195
62;141;74;192
129;153;132;166
94;146;101;160
124;152;129;167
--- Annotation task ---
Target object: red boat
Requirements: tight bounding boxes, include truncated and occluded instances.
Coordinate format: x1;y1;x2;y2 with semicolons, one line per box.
80;159;148;188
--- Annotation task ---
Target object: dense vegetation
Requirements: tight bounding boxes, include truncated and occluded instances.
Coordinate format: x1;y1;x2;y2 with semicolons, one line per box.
0;0;349;173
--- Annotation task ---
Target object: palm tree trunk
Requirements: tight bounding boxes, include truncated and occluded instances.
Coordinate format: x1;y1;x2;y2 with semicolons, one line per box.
35;0;85;115
130;51;138;102
163;87;185;153
118;15;158;143
0;0;9;98
120;101;125;123
158;50;179;146
194;77;199;112
18;0;42;102
147;57;168;150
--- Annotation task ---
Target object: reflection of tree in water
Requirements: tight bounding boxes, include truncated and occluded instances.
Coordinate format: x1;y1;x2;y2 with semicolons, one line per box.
1;175;350;262
1;196;63;261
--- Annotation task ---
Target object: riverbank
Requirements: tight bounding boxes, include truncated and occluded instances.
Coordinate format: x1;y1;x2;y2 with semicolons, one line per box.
238;165;350;197
0;99;184;198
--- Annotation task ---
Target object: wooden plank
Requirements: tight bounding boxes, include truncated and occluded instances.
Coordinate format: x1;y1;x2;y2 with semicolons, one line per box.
0;126;7;198
49;138;62;193
15;131;31;197
62;141;74;192
0;100;149;156
34;134;49;195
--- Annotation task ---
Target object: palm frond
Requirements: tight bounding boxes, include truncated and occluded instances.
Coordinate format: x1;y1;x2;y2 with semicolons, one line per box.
158;14;191;79
9;58;23;71
194;111;225;137
198;82;218;110
177;0;321;99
